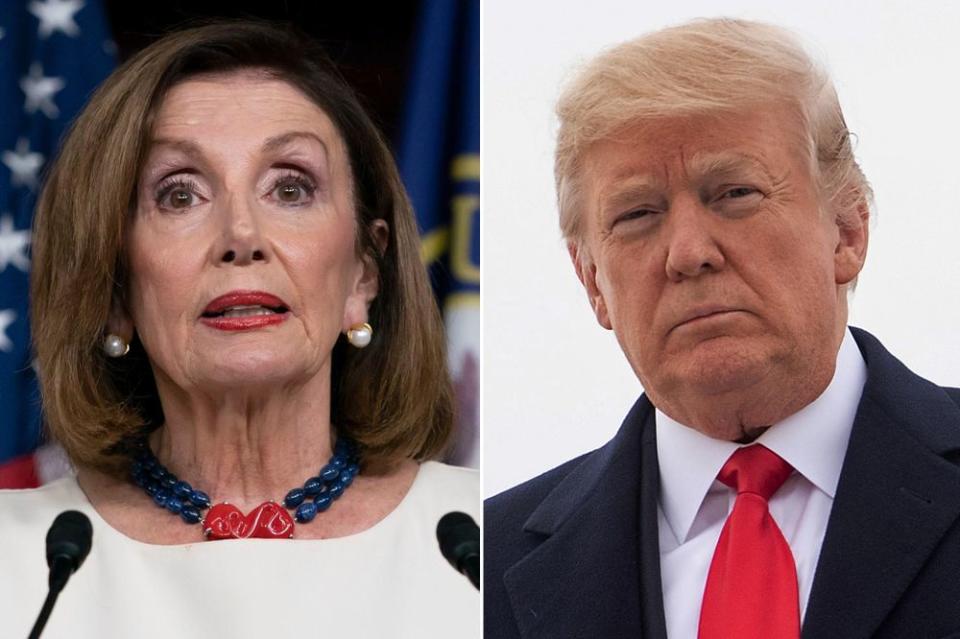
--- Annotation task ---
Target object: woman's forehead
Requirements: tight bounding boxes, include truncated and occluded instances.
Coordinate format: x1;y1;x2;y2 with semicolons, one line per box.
150;72;345;155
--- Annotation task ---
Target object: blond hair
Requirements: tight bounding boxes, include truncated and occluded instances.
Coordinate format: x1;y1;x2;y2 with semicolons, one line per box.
555;18;872;241
31;22;453;476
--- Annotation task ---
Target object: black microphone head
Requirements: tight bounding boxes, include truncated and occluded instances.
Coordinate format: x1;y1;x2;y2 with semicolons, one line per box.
46;510;93;572
436;511;479;568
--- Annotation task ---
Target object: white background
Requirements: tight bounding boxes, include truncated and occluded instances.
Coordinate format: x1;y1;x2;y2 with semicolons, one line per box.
483;1;960;497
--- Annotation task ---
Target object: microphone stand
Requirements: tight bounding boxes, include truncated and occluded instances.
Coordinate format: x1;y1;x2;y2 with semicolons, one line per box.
28;557;69;639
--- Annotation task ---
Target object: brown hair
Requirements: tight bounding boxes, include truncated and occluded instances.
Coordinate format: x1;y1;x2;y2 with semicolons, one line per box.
31;21;453;476
556;18;873;243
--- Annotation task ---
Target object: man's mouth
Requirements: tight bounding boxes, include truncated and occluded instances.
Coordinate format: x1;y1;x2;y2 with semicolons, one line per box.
672;307;742;332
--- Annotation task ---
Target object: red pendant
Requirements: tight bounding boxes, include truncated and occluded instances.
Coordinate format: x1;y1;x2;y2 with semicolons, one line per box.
202;501;295;540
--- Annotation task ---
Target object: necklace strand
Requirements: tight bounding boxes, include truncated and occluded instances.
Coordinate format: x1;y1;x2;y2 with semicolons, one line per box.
130;437;360;538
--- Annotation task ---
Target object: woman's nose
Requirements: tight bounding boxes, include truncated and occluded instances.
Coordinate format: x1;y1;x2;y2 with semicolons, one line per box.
216;195;269;265
221;248;265;263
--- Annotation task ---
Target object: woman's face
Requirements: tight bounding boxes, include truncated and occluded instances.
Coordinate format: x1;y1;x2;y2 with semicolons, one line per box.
120;71;379;393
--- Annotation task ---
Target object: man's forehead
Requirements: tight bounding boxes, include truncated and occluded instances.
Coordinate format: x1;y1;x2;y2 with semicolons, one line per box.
582;104;800;176
592;148;778;192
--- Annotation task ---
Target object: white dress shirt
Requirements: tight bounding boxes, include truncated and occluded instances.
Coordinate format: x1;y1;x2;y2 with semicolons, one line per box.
656;328;867;639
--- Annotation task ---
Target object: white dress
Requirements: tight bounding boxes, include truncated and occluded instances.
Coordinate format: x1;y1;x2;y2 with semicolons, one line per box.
0;461;480;639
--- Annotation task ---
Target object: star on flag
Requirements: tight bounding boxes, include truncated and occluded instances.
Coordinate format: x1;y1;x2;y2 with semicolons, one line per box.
0;215;31;273
21;63;66;119
28;0;84;39
1;139;45;190
0;309;16;353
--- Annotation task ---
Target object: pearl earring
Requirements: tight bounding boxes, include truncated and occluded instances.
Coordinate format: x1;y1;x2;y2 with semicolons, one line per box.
103;334;130;358
346;322;373;348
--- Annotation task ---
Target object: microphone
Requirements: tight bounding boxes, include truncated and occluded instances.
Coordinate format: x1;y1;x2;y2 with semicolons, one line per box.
436;511;480;590
29;511;93;639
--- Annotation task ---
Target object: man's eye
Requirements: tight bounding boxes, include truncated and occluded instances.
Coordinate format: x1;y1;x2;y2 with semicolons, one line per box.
617;209;655;223
722;186;758;199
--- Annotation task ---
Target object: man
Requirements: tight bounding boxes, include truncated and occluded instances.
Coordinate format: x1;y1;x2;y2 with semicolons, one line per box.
485;18;960;639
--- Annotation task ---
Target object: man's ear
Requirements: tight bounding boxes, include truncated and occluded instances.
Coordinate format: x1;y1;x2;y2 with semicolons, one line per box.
834;194;869;286
568;240;612;330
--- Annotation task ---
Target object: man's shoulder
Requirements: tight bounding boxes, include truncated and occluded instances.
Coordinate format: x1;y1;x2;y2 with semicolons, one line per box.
487;453;591;522
483;452;596;635
942;386;960;407
485;396;652;552
484;450;598;573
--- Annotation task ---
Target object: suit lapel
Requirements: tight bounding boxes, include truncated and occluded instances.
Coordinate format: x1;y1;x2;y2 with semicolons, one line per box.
503;397;667;639
803;328;960;639
638;411;669;639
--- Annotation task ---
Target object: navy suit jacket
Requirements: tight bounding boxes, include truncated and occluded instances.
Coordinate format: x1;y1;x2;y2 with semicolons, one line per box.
485;328;960;638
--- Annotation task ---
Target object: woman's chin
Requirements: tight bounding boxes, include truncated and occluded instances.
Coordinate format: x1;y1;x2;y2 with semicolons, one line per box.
194;354;320;391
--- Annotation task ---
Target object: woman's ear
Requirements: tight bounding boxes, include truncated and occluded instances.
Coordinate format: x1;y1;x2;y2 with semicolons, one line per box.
357;219;389;302
106;295;134;342
342;219;389;330
368;218;389;258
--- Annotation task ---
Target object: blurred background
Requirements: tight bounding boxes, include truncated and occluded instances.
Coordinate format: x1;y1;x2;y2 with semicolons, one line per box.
0;0;479;485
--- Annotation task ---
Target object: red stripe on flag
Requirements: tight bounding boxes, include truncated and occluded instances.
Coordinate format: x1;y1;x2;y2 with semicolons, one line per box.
0;453;40;489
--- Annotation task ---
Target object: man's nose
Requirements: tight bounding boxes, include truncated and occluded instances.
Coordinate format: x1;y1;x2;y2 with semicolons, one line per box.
664;195;725;282
216;194;268;266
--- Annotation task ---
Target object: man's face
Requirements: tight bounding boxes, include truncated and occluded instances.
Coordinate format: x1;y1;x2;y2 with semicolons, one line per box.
572;106;867;439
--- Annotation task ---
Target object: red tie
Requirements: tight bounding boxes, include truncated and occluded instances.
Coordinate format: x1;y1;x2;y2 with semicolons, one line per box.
698;444;800;639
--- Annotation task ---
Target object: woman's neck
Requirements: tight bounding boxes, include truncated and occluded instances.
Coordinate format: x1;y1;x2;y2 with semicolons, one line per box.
148;371;336;511
75;369;422;544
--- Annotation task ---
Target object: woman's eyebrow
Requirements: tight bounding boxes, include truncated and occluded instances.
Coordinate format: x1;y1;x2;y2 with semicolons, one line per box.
261;130;329;161
148;137;205;159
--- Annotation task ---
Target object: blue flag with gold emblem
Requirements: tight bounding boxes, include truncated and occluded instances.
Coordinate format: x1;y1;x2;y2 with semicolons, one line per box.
398;0;480;466
0;0;114;486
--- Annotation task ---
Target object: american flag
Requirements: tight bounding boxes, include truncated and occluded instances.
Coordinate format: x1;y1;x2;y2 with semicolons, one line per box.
0;0;114;487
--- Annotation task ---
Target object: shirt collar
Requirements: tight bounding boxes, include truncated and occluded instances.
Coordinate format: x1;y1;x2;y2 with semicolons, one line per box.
655;328;867;545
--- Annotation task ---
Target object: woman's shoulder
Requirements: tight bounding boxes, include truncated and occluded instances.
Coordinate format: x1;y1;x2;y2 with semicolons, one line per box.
0;477;91;579
416;461;478;494
0;476;87;533
405;461;480;521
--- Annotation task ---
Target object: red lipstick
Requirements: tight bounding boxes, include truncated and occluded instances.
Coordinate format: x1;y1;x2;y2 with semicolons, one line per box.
200;290;290;332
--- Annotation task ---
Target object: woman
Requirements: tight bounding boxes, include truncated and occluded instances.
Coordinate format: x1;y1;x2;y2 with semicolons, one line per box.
0;21;479;637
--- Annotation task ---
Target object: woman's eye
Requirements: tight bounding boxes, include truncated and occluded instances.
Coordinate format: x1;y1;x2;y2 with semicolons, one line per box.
271;174;316;205
155;180;201;211
277;183;303;202
167;189;194;208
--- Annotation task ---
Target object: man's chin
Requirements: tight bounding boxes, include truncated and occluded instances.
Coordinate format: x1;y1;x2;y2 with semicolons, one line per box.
649;340;772;399
689;420;768;443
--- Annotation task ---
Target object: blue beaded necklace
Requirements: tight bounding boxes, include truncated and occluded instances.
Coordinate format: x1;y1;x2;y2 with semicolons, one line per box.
130;437;360;540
